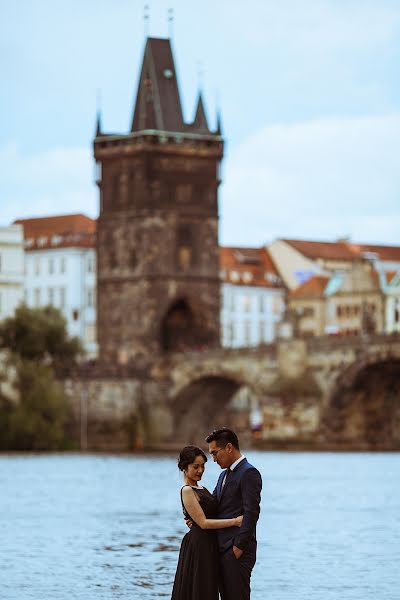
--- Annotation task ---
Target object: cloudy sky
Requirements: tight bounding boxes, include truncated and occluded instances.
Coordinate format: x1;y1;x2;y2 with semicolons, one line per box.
1;0;400;246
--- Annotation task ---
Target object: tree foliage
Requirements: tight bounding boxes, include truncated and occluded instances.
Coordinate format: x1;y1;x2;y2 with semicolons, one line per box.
0;305;81;450
0;304;83;375
0;358;75;450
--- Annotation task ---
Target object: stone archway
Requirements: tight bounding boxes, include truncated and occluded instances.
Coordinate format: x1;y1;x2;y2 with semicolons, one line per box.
170;375;255;447
323;358;400;449
160;298;212;353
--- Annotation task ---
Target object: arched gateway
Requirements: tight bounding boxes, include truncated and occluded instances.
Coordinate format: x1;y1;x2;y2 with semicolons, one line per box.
170;375;256;447
323;356;400;449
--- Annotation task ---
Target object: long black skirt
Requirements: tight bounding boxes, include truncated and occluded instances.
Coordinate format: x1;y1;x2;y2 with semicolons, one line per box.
171;526;219;600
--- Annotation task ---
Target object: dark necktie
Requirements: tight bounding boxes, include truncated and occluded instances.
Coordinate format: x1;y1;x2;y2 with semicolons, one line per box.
222;467;231;489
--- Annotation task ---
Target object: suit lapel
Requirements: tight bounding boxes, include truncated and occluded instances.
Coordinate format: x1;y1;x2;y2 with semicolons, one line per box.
220;458;248;500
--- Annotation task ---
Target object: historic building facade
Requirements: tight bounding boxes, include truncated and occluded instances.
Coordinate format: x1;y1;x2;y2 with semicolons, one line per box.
220;246;286;347
15;215;97;356
0;224;24;320
94;37;223;364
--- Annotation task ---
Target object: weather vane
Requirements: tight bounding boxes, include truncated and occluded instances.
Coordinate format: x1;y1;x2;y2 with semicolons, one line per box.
168;8;174;38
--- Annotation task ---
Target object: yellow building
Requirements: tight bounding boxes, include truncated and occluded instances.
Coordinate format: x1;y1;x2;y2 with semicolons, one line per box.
289;261;383;337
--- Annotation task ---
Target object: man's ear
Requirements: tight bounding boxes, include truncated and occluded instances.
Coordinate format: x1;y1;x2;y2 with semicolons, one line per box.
226;442;233;453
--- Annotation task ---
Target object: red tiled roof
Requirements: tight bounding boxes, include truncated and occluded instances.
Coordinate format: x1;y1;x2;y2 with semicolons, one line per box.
282;239;357;260
349;244;400;262
290;275;330;299
220;246;284;288
14;214;96;250
283;238;400;263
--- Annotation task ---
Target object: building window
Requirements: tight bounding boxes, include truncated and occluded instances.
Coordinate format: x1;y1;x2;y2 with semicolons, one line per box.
34;288;41;305
177;224;194;271
87;256;95;273
85;324;96;344
242;295;251;312
87;288;95;308
303;306;314;317
48;258;54;274
72;309;79;321
259;320;265;343
35;258;40;276
48;288;54;305
229;322;235;344
60;257;66;273
242;271;253;283
60;287;66;308
244;321;251;345
230;294;235;312
259;296;265;313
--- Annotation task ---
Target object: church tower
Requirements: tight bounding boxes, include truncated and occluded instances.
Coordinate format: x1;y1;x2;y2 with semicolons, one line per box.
94;37;224;364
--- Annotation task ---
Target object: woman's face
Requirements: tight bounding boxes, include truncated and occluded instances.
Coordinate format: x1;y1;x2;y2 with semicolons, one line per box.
185;454;206;482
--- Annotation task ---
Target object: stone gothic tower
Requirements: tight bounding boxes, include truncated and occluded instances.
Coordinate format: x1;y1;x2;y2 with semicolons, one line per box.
94;37;224;364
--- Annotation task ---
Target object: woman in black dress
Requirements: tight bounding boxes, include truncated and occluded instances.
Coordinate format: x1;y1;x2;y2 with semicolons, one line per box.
171;446;242;600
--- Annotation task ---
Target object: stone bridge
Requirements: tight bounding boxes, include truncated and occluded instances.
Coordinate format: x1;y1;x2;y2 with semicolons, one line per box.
67;334;400;451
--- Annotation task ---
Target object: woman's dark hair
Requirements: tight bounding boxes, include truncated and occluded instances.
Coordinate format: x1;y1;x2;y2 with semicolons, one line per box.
178;446;207;471
205;427;240;450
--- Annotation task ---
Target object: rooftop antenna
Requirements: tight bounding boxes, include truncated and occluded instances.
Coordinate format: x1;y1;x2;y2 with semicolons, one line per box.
168;8;174;38
144;4;150;37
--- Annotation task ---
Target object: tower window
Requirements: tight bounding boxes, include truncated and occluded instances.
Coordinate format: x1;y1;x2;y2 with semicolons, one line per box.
176;225;195;271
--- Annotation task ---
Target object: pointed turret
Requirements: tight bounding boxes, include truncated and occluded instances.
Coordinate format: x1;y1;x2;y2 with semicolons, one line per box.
95;110;102;137
215;109;222;136
191;92;210;133
131;37;185;133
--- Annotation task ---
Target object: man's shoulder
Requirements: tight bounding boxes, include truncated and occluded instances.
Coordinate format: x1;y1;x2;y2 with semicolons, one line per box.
238;459;262;480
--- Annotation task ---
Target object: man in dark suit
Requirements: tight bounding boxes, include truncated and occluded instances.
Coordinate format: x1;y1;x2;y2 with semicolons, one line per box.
206;427;262;600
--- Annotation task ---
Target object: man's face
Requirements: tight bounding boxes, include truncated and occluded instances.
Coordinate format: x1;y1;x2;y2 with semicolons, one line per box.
208;440;232;469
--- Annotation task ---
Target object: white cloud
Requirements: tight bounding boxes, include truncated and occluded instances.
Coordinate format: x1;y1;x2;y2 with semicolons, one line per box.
220;114;400;245
1;144;97;224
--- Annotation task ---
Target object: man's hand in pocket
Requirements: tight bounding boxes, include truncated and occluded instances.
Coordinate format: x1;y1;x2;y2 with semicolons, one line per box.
232;545;243;559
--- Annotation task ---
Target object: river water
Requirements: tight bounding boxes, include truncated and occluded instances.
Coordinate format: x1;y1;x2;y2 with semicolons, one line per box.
1;452;399;600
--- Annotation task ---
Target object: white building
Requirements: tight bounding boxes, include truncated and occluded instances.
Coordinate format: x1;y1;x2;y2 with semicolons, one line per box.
220;247;286;347
0;224;24;320
15;215;97;357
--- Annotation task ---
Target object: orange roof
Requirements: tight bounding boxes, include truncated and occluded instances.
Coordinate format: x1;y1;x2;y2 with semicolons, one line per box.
283;239;357;260
290;275;330;299
220;246;284;288
349;244;400;262
14;214;96;250
283;238;400;263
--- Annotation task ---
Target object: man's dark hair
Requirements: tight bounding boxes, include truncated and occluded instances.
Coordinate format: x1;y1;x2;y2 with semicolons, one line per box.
205;427;240;450
178;445;207;471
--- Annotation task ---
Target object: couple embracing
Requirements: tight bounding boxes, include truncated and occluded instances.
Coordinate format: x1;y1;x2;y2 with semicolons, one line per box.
171;427;262;600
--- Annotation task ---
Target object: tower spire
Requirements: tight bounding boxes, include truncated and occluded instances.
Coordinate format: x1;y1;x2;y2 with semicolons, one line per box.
215;108;222;136
95;89;102;137
192;91;209;133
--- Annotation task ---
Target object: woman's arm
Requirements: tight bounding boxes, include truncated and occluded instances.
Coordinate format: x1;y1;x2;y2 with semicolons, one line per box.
182;486;242;530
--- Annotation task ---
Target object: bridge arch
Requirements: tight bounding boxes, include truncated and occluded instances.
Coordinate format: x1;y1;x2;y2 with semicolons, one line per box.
324;350;400;449
169;374;257;447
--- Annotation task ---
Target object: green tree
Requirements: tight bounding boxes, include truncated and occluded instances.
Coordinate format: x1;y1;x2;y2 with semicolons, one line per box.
0;304;83;375
0;305;82;450
0;358;75;450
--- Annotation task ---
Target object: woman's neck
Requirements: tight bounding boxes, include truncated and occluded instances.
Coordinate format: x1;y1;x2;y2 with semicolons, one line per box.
184;476;201;487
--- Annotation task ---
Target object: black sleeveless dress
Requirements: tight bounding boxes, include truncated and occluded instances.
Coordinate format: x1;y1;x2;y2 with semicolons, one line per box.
171;486;219;600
